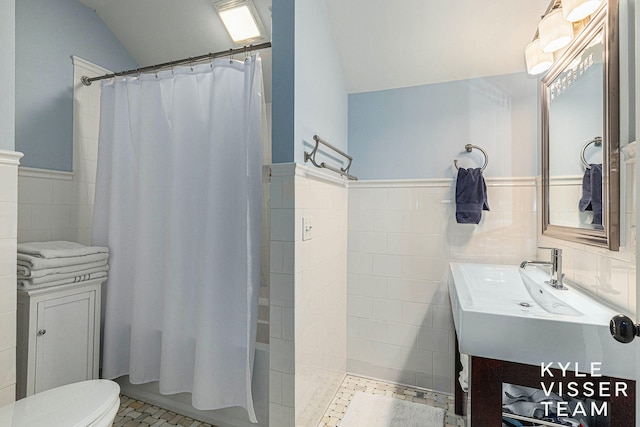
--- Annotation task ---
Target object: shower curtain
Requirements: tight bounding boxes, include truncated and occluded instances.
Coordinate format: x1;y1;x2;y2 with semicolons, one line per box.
92;56;264;423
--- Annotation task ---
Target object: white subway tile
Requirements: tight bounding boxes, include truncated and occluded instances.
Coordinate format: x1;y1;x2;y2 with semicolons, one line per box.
0;240;16;278
401;257;433;280
0;384;14;407
282;176;295;209
432;305;454;330
270;241;284;273
401;302;433;327
270;177;283;209
31;204;70;230
372;254;403;278
386;323;419;347
270;305;282;339
270;403;294;427
281;307;294;341
387;233;418;256
0;202;17;239
433;351;455;374
270;273;295;307
270;338;295;374
348;252;373;275
282;242;295;274
271;209;294;242
348;274;387;298
18;177;53;204
0;167;18;202
373;211;404;232
52;180;74;205
0;312;15;352
0;347;16;389
348;337;375;361
348;209;374;232
0;277;15;315
269;370;282;404
417;327;450;354
358;318;387;343
348;231;387;254
355;188;388;210
371;298;403;323
348;295;373;318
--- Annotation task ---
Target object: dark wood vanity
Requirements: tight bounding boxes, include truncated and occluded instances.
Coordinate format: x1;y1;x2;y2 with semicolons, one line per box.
454;350;636;427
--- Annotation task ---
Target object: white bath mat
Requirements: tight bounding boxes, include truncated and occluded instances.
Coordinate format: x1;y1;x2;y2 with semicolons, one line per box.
339;391;446;427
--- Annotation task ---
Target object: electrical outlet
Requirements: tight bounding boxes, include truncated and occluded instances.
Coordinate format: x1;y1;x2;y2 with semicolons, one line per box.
303;217;313;240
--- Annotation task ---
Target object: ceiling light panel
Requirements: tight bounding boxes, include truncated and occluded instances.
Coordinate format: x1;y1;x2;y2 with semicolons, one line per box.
214;0;268;44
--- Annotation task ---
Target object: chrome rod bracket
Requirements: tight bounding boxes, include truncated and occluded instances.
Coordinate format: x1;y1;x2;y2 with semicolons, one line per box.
304;135;358;180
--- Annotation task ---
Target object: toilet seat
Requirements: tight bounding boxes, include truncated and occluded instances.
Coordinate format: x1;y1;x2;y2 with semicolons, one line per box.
0;380;120;427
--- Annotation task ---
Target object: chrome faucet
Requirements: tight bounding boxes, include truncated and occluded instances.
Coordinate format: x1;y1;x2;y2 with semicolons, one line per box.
520;247;566;290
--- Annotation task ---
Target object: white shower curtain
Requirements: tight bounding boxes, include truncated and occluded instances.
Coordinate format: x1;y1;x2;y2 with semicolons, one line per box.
92;56;264;422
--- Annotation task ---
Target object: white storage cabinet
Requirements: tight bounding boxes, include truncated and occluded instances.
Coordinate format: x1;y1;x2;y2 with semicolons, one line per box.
16;279;104;398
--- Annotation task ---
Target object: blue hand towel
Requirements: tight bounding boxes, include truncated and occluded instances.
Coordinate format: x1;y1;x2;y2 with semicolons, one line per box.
578;164;602;227
455;167;489;224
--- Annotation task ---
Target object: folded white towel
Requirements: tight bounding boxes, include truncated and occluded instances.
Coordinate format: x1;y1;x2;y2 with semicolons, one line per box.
19;265;109;286
18;271;108;290
17;260;109;279
17;252;109;270
18;241;108;259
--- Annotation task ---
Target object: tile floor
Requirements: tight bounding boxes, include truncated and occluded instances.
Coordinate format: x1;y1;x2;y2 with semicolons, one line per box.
113;396;218;427
113;375;467;427
318;375;466;427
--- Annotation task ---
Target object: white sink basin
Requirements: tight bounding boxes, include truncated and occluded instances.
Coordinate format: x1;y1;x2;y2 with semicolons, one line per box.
449;262;636;380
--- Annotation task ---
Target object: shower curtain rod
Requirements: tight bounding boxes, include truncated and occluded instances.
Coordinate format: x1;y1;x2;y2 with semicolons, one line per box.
81;41;272;86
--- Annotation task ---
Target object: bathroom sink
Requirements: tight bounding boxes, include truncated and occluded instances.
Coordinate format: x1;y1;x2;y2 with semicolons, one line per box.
448;262;636;380
519;267;582;316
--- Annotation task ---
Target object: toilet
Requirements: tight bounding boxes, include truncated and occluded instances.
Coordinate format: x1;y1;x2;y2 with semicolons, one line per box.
0;380;120;427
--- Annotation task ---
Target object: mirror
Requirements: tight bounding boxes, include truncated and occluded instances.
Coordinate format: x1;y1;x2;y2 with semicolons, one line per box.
542;1;619;250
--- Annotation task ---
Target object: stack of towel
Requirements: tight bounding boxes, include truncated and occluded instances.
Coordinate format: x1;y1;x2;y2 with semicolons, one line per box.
17;241;109;290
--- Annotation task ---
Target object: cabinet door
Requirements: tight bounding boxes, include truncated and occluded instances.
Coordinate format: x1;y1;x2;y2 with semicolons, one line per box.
34;290;96;393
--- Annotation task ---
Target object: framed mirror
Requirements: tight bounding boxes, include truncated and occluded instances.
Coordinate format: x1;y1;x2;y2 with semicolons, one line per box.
542;0;619;250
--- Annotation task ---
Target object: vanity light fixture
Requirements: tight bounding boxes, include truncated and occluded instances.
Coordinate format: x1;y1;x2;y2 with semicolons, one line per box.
213;0;267;44
538;8;574;52
525;39;554;75
525;0;604;75
561;0;604;22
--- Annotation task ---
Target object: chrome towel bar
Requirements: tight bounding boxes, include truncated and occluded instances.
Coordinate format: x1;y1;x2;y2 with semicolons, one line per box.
304;135;358;180
454;144;488;171
580;136;602;169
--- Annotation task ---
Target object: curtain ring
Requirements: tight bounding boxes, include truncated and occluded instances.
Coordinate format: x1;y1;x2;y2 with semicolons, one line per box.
229;48;234;64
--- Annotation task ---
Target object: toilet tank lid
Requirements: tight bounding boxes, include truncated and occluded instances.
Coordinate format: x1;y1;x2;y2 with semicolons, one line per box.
0;380;120;427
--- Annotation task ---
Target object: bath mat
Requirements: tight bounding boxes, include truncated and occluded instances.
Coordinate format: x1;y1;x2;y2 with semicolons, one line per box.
339;391;445;427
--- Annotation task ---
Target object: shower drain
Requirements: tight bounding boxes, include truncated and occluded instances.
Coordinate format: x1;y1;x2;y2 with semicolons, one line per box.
519;302;533;307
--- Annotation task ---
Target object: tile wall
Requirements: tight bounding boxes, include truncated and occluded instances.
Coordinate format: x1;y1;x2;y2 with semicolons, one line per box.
539;142;637;315
347;178;538;393
269;163;348;427
0;151;23;406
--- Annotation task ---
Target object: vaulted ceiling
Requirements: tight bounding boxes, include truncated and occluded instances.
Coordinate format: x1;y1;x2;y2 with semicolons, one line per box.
77;0;550;96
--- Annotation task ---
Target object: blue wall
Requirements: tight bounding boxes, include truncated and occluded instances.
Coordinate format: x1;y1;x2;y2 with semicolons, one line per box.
294;1;348;166
16;0;138;171
348;73;539;180
271;0;348;166
0;0;15;151
271;0;295;163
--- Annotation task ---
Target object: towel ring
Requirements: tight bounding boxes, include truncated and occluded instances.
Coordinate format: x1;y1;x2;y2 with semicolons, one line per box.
454;144;488;171
580;137;602;169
